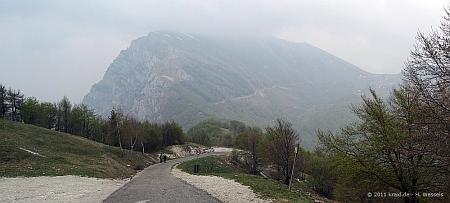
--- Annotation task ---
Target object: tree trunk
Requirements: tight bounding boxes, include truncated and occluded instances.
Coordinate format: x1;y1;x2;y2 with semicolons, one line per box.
118;129;123;150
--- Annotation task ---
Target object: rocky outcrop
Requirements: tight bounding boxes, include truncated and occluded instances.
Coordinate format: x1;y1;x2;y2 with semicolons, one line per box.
83;32;195;121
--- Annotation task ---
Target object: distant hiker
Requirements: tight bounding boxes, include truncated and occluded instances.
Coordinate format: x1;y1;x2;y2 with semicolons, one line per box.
163;154;167;163
159;154;163;163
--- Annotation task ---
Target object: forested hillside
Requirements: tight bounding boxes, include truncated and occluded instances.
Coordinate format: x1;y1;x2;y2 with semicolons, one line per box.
0;84;184;154
186;119;246;146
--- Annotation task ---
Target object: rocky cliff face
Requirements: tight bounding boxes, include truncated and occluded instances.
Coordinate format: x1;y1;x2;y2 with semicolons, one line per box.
84;32;195;120
83;31;401;149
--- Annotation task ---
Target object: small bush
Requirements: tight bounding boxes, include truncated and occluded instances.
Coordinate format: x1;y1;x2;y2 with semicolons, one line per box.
230;149;240;164
133;162;146;170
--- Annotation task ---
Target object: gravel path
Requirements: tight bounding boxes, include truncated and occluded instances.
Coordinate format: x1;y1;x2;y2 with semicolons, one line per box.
171;166;271;203
0;175;127;203
102;152;224;203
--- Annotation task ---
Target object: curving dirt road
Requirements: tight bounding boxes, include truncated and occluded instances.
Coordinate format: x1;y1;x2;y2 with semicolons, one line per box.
103;151;229;203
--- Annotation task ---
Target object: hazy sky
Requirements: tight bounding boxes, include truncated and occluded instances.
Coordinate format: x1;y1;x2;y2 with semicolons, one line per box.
0;0;448;103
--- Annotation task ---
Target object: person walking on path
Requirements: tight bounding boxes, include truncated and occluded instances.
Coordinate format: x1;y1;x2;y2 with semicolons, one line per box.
159;154;163;163
163;154;167;163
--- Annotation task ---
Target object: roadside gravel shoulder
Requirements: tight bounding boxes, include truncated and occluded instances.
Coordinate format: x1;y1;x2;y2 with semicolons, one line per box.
171;165;272;203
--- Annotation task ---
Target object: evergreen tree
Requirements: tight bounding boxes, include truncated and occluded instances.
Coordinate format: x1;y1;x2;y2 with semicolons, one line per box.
0;84;7;119
6;87;24;121
107;108;124;148
56;96;72;132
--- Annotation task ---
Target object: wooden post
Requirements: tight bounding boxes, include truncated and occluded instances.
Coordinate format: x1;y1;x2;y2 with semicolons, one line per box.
289;143;300;191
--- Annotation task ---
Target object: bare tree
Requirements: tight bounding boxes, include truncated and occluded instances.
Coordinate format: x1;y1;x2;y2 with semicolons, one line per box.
402;3;450;197
403;4;450;144
261;118;301;185
121;115;143;151
234;126;263;174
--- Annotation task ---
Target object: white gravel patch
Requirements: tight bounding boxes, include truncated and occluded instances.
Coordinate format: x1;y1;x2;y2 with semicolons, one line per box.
212;147;233;153
171;166;272;203
0;175;128;203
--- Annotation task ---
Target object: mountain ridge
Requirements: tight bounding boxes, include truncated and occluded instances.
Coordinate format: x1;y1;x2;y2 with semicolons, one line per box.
83;31;401;149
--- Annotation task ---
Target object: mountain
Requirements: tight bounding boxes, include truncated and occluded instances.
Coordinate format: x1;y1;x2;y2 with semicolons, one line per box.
83;31;401;150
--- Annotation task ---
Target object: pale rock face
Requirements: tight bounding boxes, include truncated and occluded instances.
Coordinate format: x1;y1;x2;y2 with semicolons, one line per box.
83;31;401;149
83;32;194;122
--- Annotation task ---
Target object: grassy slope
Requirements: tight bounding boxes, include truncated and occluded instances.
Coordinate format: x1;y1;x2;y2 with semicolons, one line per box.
177;155;314;203
0;119;157;179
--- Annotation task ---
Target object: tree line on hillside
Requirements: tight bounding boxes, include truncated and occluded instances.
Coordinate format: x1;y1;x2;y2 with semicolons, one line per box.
0;85;24;122
234;118;304;186
187;118;303;186
0;86;185;153
186;119;246;146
